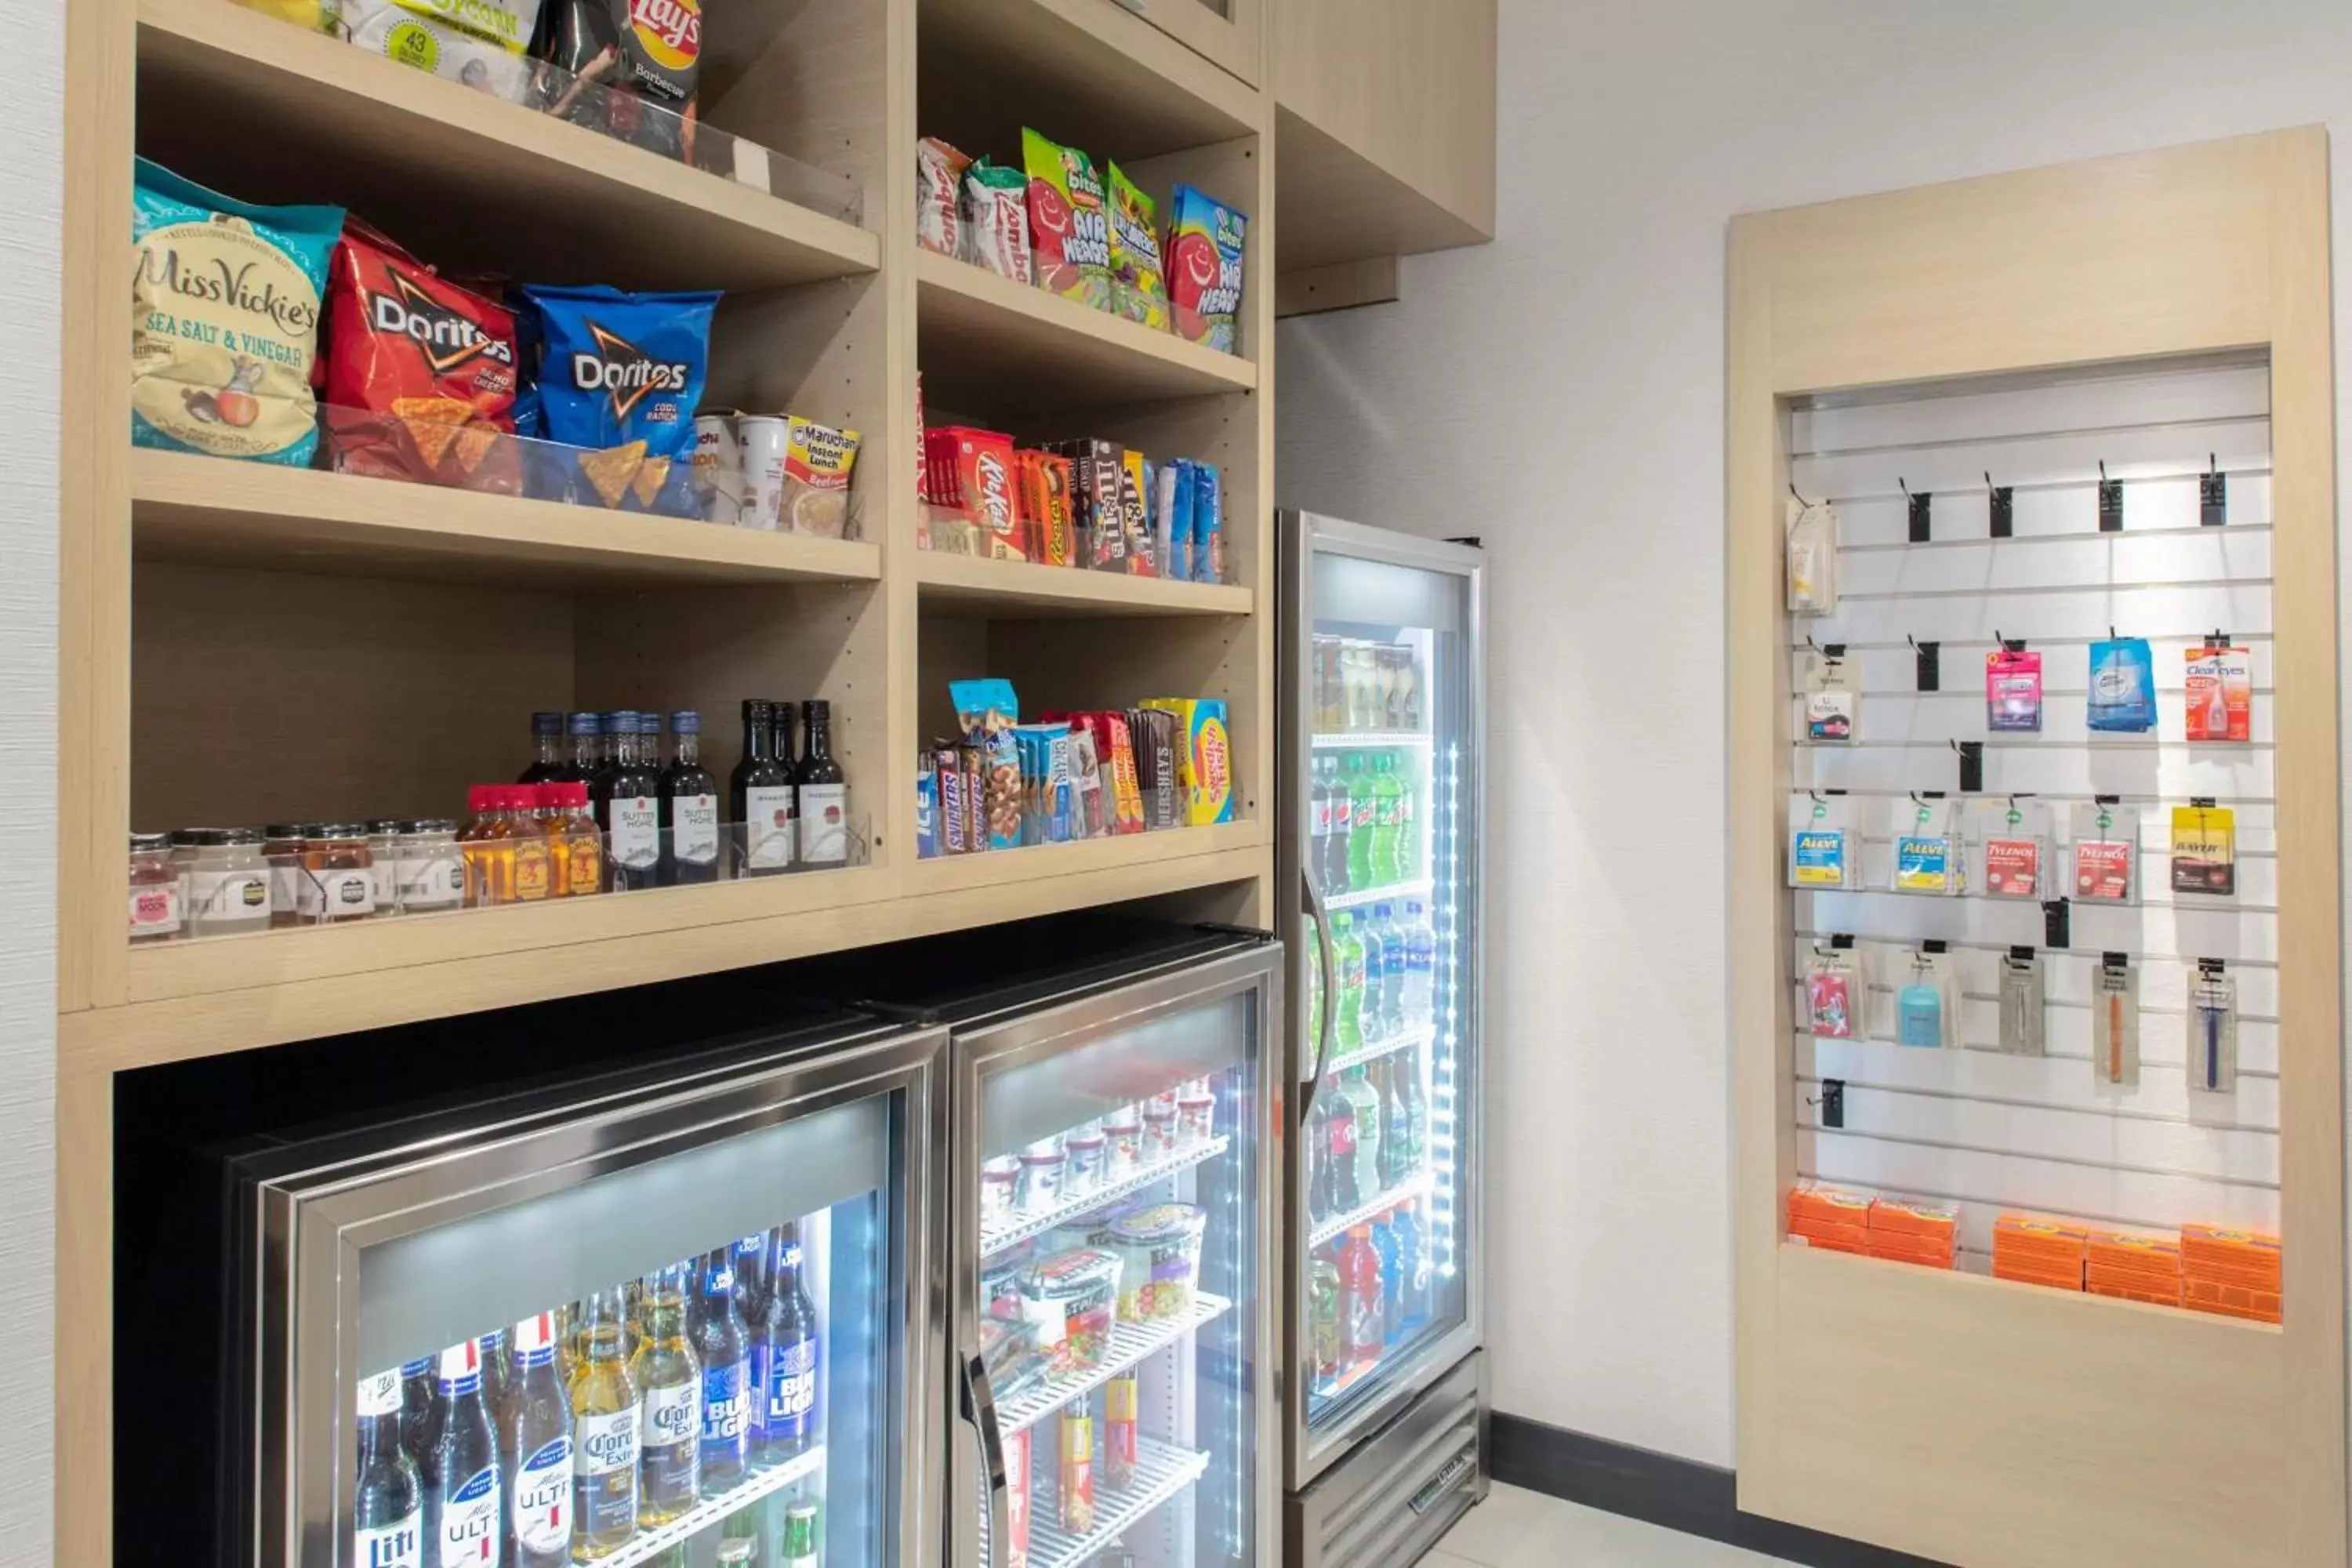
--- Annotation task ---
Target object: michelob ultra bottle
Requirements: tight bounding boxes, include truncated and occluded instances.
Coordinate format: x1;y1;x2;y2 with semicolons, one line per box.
569;1290;641;1559
632;1263;702;1524
503;1312;573;1568
423;1340;502;1568
356;1367;424;1567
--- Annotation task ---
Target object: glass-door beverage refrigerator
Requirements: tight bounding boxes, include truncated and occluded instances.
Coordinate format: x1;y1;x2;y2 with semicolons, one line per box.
1277;512;1490;1565
119;985;947;1568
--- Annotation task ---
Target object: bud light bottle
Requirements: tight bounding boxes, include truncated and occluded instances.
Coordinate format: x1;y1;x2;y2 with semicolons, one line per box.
758;1222;821;1465
631;1264;702;1525
502;1312;573;1567
568;1290;639;1559
356;1367;423;1568
693;1251;752;1497
423;1339;501;1568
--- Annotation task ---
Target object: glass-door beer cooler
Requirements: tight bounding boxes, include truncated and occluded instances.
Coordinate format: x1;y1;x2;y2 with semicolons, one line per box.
1278;512;1490;1565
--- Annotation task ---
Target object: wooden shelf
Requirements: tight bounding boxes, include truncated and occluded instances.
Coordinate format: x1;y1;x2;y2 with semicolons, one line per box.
131;450;883;589
133;0;880;292
916;248;1257;410
914;550;1252;616
909;820;1265;897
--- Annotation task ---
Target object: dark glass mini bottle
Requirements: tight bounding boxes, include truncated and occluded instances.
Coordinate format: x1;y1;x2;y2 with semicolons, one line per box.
355;1367;423;1568
520;711;568;785
590;712;627;798
592;710;662;889
794;701;848;866
659;710;720;886
757;1223;821;1466
565;711;601;784
731;699;797;877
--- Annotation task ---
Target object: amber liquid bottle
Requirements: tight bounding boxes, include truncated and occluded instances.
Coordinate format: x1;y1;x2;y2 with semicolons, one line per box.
593;711;662;891
731;699;797;877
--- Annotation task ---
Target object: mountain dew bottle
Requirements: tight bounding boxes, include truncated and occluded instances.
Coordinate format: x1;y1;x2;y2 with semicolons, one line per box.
1370;754;1404;884
1345;753;1377;890
1331;912;1364;1052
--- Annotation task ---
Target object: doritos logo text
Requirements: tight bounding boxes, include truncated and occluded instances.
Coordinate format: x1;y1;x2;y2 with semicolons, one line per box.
366;269;514;376
572;321;691;419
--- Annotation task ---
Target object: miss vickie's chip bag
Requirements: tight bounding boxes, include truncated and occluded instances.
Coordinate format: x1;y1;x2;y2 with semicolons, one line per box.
132;158;343;466
520;283;717;516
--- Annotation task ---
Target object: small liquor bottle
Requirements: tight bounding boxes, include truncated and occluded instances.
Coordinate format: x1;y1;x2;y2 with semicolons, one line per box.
731;699;796;877
795;700;848;866
564;711;601;784
660;710;720;886
520;712;568;786
593;711;661;890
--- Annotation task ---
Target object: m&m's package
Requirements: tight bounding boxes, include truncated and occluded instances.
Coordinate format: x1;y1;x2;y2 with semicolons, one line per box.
1164;183;1247;353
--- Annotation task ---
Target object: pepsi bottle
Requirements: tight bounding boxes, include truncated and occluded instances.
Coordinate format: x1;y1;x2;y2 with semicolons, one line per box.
423;1340;502;1568
693;1251;753;1497
501;1313;573;1567
356;1367;424;1567
757;1223;821;1465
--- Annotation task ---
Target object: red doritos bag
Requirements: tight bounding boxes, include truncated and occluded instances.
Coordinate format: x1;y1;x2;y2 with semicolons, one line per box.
325;220;521;492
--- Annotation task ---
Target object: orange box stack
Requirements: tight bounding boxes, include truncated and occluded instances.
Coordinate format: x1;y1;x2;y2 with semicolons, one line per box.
2180;1224;2281;1323
1864;1197;1957;1269
1991;1214;2087;1292
1786;1185;1869;1254
2085;1229;2183;1306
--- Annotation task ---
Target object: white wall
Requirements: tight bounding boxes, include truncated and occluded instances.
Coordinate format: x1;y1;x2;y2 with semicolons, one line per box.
1276;0;2352;1468
0;0;59;1555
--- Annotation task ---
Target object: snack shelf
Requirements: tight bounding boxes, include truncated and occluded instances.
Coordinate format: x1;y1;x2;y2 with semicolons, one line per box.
1309;1167;1433;1250
129;450;884;590
995;1293;1235;1436
136;0;879;292
912;819;1265;897
1026;1436;1214;1568
914;550;1253;618
1324;1022;1437;1078
915;248;1258;412
983;1137;1233;1258
602;1444;826;1568
1326;877;1434;914
1312;731;1432;749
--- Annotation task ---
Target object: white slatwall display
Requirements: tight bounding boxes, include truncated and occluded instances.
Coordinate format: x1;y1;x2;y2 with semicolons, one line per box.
1784;358;2279;1269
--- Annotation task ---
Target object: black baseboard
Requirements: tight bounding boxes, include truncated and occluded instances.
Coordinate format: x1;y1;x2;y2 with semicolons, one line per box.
1489;1412;1955;1568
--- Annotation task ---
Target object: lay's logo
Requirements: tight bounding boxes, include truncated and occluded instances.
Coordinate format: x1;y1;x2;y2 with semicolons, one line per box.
629;0;702;70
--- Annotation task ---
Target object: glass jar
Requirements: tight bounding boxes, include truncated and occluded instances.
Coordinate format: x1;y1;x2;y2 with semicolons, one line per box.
262;823;316;931
366;821;405;915
128;832;183;943
298;824;376;924
979;1156;1021;1228
396;819;465;915
185;827;271;938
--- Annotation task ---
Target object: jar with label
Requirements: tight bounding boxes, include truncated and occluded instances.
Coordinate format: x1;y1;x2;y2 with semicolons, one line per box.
394;819;465;915
1065;1125;1109;1196
184;827;271;937
980;1156;1022;1228
1140;1096;1181;1160
261;823;314;930
128;832;183;943
1176;1084;1218;1148
298;824;376;924
1100;1105;1144;1178
1016;1141;1068;1218
365;821;404;914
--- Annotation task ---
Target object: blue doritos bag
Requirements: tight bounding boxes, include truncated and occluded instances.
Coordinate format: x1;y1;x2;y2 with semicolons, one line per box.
519;284;718;516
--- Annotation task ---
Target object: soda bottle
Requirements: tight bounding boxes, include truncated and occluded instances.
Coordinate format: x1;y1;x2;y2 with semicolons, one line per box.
1307;1252;1343;1396
1344;753;1376;891
1343;1066;1381;1202
1402;902;1436;1032
1354;916;1388;1045
1304;1090;1330;1226
503;1312;574;1568
1323;1074;1362;1214
1309;756;1331;890
1330;913;1363;1053
423;1340;501;1568
1305;913;1325;1063
1370;754;1403;884
1380;903;1410;1040
1379;1058;1415;1189
568;1290;640;1559
1394;753;1420;880
356;1368;424;1568
1337;1225;1384;1370
1323;757;1352;895
1396;1046;1429;1179
1392;1198;1432;1334
758;1223;821;1465
631;1265;702;1526
1370;1210;1403;1348
693;1252;753;1497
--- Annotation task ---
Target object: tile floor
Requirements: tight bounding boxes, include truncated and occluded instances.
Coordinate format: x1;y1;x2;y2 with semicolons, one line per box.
1431;1483;1796;1566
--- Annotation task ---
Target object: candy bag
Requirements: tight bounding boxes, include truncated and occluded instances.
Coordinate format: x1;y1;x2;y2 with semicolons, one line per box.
1164;183;1246;351
1105;163;1171;330
917;137;972;258
1022;129;1112;310
952;679;1022;851
1190;463;1223;583
960;158;1033;283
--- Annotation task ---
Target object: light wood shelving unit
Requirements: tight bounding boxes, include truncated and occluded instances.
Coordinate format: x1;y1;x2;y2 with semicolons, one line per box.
59;0;1276;1552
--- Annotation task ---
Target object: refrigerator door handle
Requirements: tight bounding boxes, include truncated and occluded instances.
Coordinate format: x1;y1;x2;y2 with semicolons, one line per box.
960;1344;1011;1561
1300;862;1338;1105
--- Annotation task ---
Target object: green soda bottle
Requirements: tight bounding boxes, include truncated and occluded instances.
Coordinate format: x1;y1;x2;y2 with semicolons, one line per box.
1331;912;1364;1051
1370;754;1403;884
1344;753;1376;890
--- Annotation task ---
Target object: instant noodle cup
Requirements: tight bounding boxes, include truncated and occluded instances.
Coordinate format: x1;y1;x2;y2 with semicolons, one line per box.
1016;1248;1123;1374
1022;129;1112;310
1108;1203;1207;1321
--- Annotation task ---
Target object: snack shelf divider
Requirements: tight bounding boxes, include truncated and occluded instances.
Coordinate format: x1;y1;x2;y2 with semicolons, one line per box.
994;1293;1236;1436
982;1136;1234;1258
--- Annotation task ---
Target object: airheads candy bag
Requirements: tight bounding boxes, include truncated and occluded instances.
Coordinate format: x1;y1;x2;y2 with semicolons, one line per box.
1022;129;1112;310
519;283;717;515
132;158;343;466
1164;184;1246;353
1105;164;1170;331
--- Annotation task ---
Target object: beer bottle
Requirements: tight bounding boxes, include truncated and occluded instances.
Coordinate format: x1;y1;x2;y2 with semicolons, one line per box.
479;1326;517;1431
693;1251;753;1497
356;1367;423;1568
757;1224;821;1465
423;1340;501;1568
568;1289;641;1560
632;1264;702;1525
782;1502;819;1568
503;1312;574;1568
397;1356;436;1472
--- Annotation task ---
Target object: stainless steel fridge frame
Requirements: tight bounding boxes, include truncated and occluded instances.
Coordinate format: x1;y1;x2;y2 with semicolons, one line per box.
249;1021;951;1568
1276;510;1490;1493
947;942;1285;1568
